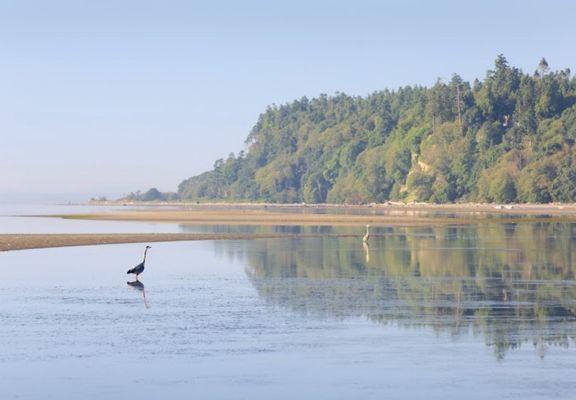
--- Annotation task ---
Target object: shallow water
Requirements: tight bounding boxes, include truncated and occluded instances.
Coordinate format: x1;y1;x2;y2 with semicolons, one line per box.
0;203;185;234
1;210;576;399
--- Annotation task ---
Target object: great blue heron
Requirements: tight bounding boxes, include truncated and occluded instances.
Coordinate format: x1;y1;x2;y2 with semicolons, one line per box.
363;224;370;244
127;245;151;279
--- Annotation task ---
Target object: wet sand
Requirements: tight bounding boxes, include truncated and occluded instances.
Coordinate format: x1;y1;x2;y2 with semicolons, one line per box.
8;203;576;252
50;206;576;226
88;200;576;214
52;210;466;225
0;233;309;252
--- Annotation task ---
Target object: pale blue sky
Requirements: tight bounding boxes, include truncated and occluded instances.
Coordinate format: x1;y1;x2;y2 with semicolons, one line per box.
1;0;575;201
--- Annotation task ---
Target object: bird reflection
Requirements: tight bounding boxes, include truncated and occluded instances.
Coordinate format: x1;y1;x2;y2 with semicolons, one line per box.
535;336;548;359
362;241;370;264
127;280;150;309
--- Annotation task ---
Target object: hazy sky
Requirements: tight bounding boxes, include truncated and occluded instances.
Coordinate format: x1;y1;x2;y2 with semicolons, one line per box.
1;0;575;201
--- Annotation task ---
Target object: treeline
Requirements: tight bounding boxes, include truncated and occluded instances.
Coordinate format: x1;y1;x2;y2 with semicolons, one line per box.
175;55;576;203
123;188;178;202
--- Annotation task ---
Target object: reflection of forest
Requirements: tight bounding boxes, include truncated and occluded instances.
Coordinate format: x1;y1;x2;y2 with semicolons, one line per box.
212;222;576;359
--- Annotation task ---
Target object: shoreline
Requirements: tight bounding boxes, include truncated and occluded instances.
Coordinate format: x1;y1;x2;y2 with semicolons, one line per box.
44;206;576;227
0;233;334;252
51;211;473;226
86;200;576;214
6;203;576;252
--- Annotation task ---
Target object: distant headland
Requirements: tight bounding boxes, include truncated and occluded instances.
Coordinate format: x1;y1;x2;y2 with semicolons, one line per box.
116;55;576;205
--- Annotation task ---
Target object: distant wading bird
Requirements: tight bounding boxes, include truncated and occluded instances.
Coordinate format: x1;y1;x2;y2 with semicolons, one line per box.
363;224;370;244
127;246;151;279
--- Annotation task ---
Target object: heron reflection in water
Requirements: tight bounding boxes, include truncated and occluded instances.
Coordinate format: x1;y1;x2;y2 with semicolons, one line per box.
362;241;370;264
362;225;371;263
127;279;150;309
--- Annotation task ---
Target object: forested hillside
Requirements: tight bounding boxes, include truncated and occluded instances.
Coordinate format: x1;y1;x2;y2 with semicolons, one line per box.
176;56;576;204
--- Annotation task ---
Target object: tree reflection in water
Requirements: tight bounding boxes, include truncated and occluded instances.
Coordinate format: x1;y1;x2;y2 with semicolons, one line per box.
209;221;576;360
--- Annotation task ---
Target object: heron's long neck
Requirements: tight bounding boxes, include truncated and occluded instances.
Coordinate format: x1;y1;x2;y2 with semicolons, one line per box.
143;248;149;263
366;226;370;235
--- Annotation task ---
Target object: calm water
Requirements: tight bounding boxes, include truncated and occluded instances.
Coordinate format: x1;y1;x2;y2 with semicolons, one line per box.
0;203;190;233
1;207;576;399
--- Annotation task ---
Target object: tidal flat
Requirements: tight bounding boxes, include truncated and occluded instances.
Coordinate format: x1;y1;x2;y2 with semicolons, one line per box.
1;204;576;399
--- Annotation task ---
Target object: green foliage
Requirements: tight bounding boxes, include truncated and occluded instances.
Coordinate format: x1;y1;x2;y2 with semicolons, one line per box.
124;188;176;202
176;56;576;204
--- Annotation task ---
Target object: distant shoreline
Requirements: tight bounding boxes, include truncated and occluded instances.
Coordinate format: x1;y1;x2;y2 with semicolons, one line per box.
43;202;576;227
5;202;574;252
87;200;576;214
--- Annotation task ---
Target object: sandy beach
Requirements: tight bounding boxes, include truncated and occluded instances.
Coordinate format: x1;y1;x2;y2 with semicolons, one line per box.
53;210;467;226
89;201;576;215
5;203;575;252
0;232;319;252
52;202;576;226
